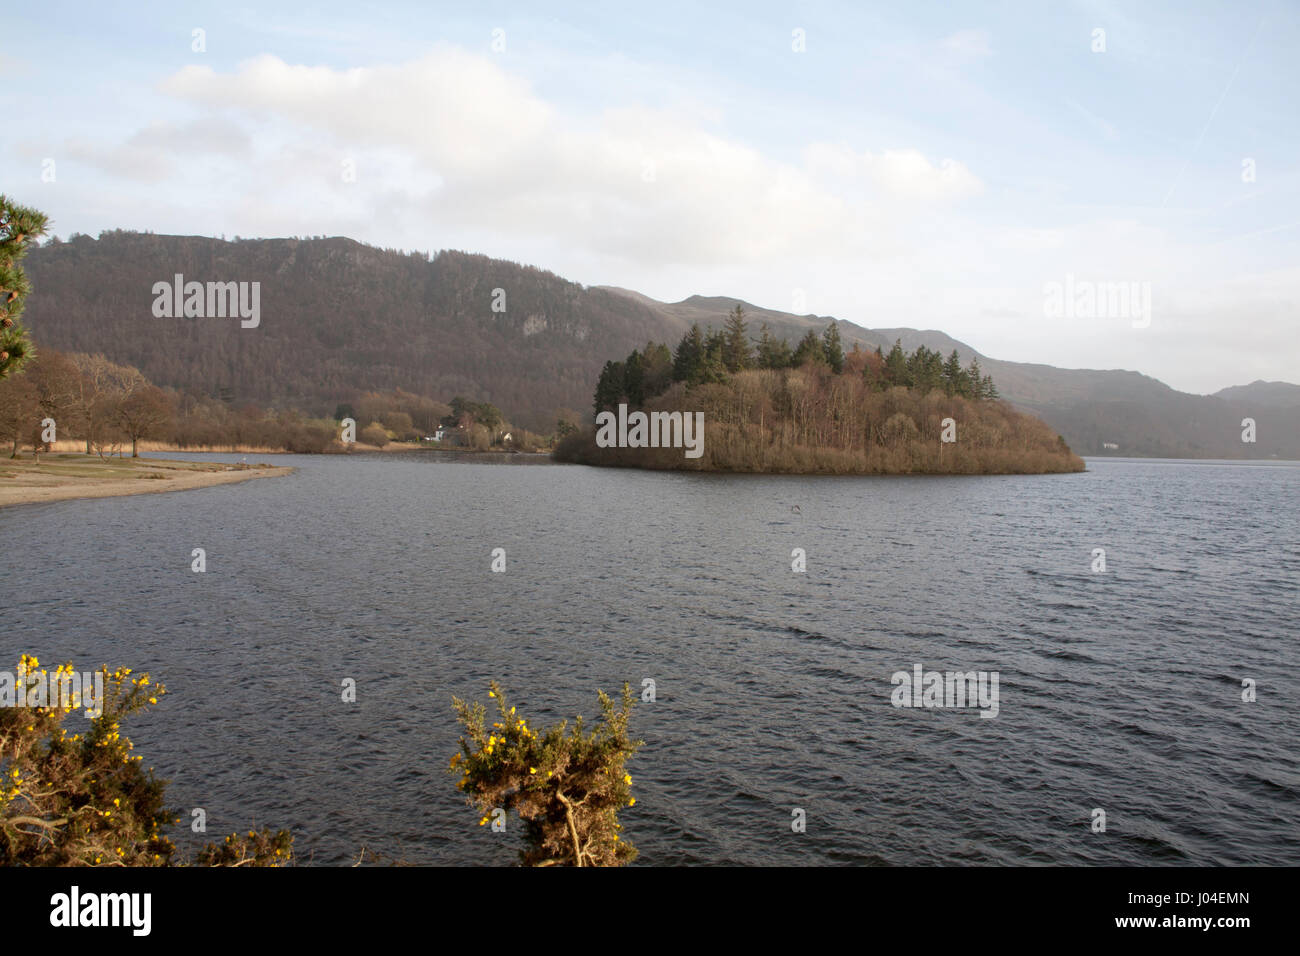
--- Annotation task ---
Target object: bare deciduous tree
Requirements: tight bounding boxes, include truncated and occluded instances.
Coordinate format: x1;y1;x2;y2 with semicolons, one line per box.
114;383;173;457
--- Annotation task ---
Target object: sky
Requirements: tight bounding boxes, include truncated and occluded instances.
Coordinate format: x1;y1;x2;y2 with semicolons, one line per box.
5;0;1298;394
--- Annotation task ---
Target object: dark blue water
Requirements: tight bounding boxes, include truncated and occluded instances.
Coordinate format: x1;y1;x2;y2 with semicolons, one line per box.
2;454;1297;865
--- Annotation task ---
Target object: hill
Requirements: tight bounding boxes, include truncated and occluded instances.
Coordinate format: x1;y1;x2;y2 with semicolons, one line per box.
1213;381;1300;408
24;231;671;432
22;231;1299;458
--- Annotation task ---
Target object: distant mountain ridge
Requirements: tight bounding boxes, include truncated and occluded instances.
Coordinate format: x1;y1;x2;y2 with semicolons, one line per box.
22;231;1300;458
1212;381;1300;407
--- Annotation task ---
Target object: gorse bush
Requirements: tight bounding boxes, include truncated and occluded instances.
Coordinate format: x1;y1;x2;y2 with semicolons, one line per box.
5;657;644;867
0;655;291;866
450;682;641;866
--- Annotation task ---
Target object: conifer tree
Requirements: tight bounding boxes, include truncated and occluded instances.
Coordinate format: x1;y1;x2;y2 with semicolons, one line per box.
722;304;752;373
884;340;909;386
822;321;845;374
755;322;777;369
756;323;794;369
793;329;826;367
942;349;965;396
0;196;50;379
700;330;730;384
623;349;645;406
593;360;625;415
906;346;925;388
966;357;984;399
672;324;705;383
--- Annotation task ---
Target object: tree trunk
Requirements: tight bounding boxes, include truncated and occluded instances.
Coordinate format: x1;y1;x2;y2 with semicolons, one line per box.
555;792;584;867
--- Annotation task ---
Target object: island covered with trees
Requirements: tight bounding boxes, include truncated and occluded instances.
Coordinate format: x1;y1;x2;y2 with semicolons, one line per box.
555;306;1085;474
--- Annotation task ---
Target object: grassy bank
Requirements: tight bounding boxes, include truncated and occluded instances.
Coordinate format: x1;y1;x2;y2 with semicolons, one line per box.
0;453;293;509
36;439;537;455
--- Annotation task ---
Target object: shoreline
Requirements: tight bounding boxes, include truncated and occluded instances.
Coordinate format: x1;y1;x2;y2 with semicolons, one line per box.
38;439;548;456
0;454;294;510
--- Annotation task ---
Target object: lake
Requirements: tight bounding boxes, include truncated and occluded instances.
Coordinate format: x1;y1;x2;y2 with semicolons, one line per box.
3;454;1297;865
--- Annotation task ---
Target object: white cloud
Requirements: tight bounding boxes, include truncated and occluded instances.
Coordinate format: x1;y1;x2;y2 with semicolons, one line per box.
869;149;984;202
63;138;173;182
804;143;984;202
59;118;251;182
163;51;553;182
26;42;1292;393
940;29;994;58
149;48;981;267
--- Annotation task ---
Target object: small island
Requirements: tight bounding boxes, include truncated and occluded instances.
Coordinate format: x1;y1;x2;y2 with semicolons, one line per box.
555;309;1085;475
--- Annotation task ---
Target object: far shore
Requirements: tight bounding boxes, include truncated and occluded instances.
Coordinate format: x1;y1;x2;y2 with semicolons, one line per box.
0;453;294;510
37;439;546;456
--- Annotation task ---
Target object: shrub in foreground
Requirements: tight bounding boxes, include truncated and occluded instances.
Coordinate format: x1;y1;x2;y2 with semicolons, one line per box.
0;655;291;866
450;682;640;866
